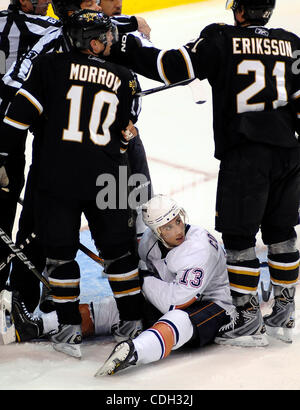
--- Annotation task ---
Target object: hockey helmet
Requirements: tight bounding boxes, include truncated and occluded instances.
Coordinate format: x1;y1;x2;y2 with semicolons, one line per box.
67;9;118;50
226;0;275;24
52;0;83;21
142;195;187;247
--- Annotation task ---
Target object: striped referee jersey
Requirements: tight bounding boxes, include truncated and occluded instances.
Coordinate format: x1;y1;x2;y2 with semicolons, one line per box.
0;5;60;79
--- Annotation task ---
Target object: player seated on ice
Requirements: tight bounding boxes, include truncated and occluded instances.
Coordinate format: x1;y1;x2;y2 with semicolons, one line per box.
96;195;238;376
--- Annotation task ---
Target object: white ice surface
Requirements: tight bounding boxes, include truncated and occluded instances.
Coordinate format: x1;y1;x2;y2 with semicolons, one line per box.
1;0;300;391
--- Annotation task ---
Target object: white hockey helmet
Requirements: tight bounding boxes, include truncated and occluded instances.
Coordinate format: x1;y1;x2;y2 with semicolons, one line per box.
142;194;187;246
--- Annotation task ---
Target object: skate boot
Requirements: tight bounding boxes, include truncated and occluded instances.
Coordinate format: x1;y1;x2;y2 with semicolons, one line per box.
0;289;16;344
95;339;138;376
263;285;296;343
112;319;143;342
215;294;269;347
50;324;82;358
11;291;44;342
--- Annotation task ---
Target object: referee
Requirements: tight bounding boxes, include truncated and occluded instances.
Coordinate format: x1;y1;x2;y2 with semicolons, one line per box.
0;0;60;294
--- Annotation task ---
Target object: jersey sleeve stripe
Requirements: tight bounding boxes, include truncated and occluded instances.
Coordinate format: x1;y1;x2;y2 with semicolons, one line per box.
17;89;43;114
178;46;195;79
3;116;30;130
157;50;170;84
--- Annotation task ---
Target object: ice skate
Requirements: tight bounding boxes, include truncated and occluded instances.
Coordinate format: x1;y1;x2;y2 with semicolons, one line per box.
11;290;43;342
214;294;269;347
112;319;143;342
95;339;137;376
50;324;82;358
263;285;296;343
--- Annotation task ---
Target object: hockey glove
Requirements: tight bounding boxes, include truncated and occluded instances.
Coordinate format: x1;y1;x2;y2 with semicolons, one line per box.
0;153;9;188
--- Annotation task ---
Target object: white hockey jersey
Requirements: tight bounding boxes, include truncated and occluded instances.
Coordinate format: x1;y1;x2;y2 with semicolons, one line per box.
138;225;234;314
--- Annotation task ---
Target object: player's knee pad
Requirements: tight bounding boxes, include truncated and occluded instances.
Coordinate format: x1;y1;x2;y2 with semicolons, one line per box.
268;238;298;254
226;247;256;263
151;310;194;357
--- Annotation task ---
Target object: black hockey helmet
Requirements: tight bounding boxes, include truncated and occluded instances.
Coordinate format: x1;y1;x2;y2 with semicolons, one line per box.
226;0;276;25
67;9;118;50
52;0;83;21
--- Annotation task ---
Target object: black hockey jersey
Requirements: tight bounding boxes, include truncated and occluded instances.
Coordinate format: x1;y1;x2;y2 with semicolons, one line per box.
0;49;141;199
112;24;300;159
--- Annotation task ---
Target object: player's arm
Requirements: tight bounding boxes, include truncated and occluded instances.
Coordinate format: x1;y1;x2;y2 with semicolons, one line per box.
112;15;151;39
142;244;211;313
2;27;62;91
0;60;44;154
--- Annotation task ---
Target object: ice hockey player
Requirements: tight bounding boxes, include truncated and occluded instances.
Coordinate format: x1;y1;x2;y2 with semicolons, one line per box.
0;0;60;296
108;0;300;345
96;194;238;376
0;9;146;358
1;0;151;316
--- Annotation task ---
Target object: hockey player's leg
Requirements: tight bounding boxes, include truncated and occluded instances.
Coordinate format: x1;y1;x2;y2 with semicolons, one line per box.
46;258;82;358
263;239;299;343
95;309;193;376
86;198;145;342
214;245;268;347
104;251;144;342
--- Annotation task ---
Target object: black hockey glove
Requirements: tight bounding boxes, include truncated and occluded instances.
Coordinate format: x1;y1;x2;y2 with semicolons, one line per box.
0;153;9;188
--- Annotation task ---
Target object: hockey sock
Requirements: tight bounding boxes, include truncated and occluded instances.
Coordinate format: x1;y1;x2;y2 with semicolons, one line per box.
133;310;193;364
268;250;299;287
105;253;144;320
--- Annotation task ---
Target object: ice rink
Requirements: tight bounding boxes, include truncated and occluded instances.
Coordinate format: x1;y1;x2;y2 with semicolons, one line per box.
1;0;300;391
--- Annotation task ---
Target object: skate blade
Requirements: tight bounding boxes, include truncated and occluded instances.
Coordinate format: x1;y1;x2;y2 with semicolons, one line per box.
265;325;293;343
95;343;130;377
214;333;269;347
0;290;16;345
52;342;82;358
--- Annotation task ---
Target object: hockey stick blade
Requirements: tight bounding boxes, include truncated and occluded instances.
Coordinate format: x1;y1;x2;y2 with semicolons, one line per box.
136;78;206;104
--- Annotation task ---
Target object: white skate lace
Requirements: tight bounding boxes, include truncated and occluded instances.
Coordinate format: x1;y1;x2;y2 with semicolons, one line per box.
220;309;239;331
20;301;40;322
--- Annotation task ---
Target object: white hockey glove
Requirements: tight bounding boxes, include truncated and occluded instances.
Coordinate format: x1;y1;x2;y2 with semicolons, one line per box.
0;154;9;188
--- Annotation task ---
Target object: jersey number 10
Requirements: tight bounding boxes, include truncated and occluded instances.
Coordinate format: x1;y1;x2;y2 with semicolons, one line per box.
63;85;119;146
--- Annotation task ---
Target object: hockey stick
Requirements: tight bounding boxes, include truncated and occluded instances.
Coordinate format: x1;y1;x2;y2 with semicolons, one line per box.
0;227;51;290
0;232;36;271
16;196;104;267
135;78;206;104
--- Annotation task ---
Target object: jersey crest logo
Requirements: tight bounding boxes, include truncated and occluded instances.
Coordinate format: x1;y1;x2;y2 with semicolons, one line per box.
129;79;137;95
